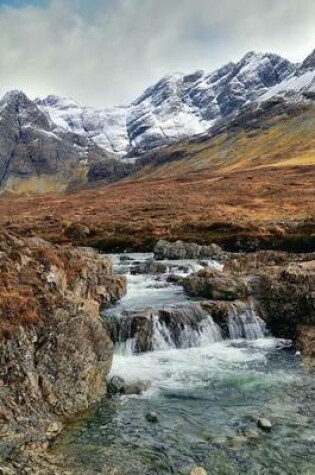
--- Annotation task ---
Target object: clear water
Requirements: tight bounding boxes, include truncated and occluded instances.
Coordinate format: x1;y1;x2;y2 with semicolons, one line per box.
54;254;315;475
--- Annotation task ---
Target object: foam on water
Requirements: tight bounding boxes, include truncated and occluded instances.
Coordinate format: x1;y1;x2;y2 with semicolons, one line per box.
56;253;315;475
110;339;290;397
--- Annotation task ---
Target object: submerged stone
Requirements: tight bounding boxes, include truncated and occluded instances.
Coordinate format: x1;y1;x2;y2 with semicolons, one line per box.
124;380;151;395
145;411;159;423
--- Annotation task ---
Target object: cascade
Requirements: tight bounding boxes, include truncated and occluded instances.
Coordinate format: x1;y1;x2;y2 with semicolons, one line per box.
228;303;267;340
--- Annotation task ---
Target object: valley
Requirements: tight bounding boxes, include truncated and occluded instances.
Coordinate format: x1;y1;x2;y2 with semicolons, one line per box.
0;45;314;475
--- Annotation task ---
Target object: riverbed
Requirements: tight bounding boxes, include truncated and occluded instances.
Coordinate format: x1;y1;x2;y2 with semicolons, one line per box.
54;253;315;475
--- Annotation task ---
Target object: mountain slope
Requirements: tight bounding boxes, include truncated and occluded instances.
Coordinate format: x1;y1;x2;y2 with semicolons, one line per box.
0;91;133;193
132;99;315;180
0;48;314;193
258;50;315;102
37;51;295;156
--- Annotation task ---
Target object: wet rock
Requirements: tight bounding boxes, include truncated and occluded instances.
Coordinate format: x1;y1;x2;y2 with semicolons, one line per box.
154;239;224;261
166;274;184;284
257;418;273;432
105;311;153;353
245;429;260;440
130;259;168;275
145;411;159;423
0;232;127;473
105;302;217;354
124;381;151;395
297;326;315;372
228;435;248;448
107;376;126;395
119;255;134;262
183;268;249;301
254;261;315;347
107;376;151;396
190;467;207;475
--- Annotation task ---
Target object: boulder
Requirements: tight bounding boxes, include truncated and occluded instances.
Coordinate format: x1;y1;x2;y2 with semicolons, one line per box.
0;232;127;472
124;381;151;395
130;259;168;275
183;268;249;301
107;376;126;395
65;223;91;240
154;239;224;261
254;262;315;340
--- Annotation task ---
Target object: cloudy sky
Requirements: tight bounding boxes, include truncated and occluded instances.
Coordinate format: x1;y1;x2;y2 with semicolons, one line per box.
0;0;314;107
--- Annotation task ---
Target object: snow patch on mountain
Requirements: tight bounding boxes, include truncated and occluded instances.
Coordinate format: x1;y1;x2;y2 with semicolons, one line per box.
33;51;299;157
258;70;315;102
36;95;131;157
0;49;308;161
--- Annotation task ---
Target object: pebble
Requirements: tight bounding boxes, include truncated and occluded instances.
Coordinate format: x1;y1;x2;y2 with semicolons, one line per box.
257;417;273;432
190;468;207;475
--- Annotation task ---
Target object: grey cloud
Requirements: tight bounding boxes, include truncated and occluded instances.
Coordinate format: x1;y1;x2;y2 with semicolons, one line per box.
0;0;314;106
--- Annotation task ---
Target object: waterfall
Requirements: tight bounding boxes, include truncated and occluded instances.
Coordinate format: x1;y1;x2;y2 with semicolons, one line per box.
114;338;137;356
228;303;267;340
151;315;176;351
105;301;267;356
152;312;222;351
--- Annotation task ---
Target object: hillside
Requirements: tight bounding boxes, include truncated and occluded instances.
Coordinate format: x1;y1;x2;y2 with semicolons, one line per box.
1;99;314;252
0;48;314;194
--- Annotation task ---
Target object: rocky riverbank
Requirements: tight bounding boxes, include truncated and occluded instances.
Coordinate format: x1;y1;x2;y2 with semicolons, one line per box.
0;232;126;474
153;240;315;368
1;235;314;473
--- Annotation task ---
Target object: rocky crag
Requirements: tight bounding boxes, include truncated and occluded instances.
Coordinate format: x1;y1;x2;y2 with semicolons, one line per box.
0;232;126;474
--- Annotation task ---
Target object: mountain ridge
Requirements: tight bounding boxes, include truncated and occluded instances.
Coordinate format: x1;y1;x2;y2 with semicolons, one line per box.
0;48;314;193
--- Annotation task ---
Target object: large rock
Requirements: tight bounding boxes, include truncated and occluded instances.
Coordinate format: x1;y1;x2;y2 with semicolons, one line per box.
183;268;249;301
297;326;315;371
0;232;126;471
255;261;315;340
154;239;224;261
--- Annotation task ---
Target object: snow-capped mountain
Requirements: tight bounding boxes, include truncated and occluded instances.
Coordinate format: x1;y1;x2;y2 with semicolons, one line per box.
258;49;315;103
37;51;299;156
0;90;130;192
36;96;131;156
0;49;314;192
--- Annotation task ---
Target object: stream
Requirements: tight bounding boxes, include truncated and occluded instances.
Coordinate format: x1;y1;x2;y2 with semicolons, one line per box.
54;253;315;475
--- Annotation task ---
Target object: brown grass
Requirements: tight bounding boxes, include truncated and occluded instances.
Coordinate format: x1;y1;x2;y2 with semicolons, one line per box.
0;104;314;251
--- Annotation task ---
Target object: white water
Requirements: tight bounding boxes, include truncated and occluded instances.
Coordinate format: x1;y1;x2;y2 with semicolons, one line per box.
228;305;267;340
106;253;274;400
106;254;269;357
110;338;292;398
151;313;222;352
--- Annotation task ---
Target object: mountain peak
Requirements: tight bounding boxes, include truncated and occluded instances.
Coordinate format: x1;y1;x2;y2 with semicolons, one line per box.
37;94;80;110
1;89;31;105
